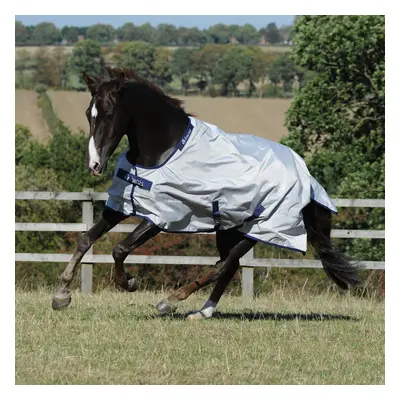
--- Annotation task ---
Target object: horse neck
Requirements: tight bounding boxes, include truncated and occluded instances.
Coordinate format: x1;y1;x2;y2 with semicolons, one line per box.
124;102;189;167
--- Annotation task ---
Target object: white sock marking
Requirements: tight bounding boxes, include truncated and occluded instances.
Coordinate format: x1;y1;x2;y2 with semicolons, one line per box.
200;306;215;318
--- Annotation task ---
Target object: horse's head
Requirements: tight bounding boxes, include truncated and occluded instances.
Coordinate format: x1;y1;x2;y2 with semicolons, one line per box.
82;68;127;176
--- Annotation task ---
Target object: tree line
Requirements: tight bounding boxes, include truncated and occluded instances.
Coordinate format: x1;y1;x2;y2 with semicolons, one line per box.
15;20;295;46
16;40;306;98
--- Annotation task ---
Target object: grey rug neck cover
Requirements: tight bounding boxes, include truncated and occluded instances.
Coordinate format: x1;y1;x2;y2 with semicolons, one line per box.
106;117;337;253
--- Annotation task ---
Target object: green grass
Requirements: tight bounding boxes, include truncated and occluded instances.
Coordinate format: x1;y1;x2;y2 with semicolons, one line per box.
15;289;384;385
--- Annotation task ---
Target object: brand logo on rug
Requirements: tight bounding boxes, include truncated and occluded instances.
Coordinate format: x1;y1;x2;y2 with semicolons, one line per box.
117;169;153;191
177;123;194;150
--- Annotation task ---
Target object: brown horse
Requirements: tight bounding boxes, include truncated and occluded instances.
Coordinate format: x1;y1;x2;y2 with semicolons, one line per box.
51;67;360;319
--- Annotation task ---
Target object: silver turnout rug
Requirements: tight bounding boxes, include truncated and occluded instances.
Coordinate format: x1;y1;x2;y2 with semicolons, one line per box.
106;117;337;253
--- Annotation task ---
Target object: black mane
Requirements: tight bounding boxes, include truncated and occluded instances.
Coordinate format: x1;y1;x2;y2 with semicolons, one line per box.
103;66;190;115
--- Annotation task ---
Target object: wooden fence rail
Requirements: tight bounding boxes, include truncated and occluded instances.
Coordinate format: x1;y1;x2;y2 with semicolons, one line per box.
15;190;385;297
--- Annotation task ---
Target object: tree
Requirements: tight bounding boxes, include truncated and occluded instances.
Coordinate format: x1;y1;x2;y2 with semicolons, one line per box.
281;15;385;261
50;47;69;89
33;47;68;89
135;23;156;44
31;22;61;45
207;24;231;44
117;22;138;41
86;24;115;43
278;24;293;42
227;24;240;37
156;24;178;45
268;52;299;96
67;40;105;89
265;22;282;44
191;44;228;92
76;26;89;38
236;24;259;44
213;46;254;96
245;47;278;97
15;21;29;44
25;25;36;42
153;47;173;89
180;27;208;46
171;48;195;95
61;26;80;43
114;41;156;80
33;47;54;87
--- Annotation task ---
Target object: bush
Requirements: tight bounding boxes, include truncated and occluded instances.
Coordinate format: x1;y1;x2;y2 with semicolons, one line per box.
35;83;48;94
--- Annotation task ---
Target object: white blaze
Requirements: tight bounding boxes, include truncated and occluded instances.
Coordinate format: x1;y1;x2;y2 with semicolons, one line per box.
88;103;100;170
91;103;98;119
88;136;100;169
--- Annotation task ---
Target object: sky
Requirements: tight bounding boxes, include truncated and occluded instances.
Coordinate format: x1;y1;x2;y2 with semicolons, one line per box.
15;15;295;29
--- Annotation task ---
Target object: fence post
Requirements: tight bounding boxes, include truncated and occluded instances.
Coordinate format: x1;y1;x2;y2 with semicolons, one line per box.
241;247;254;298
81;188;94;294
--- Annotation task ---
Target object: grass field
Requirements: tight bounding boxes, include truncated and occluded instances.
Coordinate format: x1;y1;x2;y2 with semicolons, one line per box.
15;289;384;385
15;90;50;141
47;90;291;140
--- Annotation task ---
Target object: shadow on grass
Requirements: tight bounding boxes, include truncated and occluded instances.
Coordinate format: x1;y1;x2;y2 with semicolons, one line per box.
143;311;358;322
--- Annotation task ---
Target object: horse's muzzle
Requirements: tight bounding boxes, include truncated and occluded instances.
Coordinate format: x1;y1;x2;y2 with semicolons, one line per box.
89;162;102;176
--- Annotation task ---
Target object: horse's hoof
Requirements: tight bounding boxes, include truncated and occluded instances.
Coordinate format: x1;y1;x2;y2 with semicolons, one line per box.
114;275;138;293
51;290;72;310
186;311;209;321
186;312;205;321
126;278;138;292
155;299;177;315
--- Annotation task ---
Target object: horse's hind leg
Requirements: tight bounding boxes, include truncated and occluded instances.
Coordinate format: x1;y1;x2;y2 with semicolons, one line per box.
112;219;161;291
51;207;127;310
186;230;244;320
156;231;255;316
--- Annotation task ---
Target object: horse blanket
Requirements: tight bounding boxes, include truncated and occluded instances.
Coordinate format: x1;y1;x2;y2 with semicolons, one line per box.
106;117;337;253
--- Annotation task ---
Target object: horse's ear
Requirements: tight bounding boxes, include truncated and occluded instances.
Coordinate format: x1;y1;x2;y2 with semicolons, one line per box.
82;72;97;94
115;70;125;92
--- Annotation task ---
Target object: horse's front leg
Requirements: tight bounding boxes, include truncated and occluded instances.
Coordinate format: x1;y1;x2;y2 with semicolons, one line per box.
112;220;161;291
52;207;127;310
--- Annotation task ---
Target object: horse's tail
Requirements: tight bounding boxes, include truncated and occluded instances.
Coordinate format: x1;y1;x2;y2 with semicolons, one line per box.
303;200;361;290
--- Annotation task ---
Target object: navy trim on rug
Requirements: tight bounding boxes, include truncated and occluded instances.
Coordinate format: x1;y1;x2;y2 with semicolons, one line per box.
253;204;265;217
243;233;306;255
212;200;221;230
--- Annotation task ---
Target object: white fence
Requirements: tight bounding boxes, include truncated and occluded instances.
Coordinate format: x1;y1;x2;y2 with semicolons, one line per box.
15;190;385;297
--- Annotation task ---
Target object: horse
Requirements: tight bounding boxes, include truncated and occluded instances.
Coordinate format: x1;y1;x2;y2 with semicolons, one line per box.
51;66;360;320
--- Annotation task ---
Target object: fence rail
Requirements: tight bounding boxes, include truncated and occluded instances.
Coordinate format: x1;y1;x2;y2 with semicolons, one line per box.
15;190;385;297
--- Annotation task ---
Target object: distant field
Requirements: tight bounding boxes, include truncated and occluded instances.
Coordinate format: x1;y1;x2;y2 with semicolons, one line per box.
15;44;290;59
15;90;50;141
47;90;291;141
15;289;384;384
15;46;75;58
